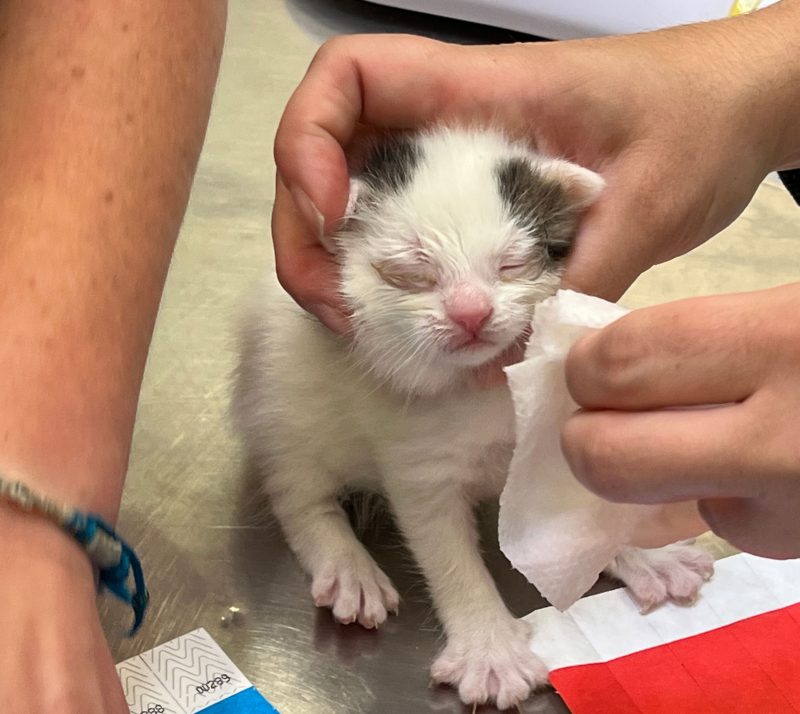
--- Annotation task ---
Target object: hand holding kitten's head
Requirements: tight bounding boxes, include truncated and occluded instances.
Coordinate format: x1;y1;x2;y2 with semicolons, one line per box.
331;128;604;396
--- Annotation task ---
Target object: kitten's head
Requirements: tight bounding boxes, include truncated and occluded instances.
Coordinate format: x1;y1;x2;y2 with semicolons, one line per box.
333;128;604;396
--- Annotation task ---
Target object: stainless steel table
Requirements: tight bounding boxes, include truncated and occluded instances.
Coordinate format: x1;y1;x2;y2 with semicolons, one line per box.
99;3;570;711
100;1;794;712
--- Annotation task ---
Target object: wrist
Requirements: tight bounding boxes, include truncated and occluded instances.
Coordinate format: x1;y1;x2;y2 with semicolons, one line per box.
0;473;150;634
0;420;126;521
646;2;800;177
0;498;96;590
730;2;800;171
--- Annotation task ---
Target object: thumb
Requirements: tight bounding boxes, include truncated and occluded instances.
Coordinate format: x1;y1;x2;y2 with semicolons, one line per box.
273;78;353;235
561;181;658;301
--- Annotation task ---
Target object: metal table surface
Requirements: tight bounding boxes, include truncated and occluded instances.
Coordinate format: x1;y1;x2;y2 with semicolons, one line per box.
100;1;800;712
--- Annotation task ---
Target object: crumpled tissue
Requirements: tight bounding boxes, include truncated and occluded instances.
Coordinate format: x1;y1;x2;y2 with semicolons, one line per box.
500;290;704;611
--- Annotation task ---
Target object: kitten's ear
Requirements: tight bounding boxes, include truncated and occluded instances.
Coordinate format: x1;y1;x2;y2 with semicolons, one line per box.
540;159;605;210
345;177;362;217
320;177;363;255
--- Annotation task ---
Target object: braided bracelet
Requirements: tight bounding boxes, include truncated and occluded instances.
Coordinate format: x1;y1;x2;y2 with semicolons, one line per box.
0;474;148;635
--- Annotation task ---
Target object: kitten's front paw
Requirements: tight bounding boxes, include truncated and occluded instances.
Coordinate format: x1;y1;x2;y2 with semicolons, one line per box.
608;542;715;612
311;552;399;629
431;617;548;710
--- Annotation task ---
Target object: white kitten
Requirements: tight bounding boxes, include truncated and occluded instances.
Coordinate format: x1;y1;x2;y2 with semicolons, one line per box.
233;128;713;710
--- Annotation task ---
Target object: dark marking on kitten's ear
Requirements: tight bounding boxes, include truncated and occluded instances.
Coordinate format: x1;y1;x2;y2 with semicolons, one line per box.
358;135;422;195
495;157;578;264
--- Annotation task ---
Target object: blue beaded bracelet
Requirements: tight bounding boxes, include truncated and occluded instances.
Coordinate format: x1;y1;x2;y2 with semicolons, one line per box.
0;475;148;635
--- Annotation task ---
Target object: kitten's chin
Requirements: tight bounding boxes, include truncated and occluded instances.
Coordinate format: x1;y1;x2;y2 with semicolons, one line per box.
442;342;506;369
352;335;515;398
373;351;499;398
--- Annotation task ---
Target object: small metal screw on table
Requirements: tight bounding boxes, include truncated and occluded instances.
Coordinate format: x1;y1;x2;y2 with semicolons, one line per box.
220;605;242;628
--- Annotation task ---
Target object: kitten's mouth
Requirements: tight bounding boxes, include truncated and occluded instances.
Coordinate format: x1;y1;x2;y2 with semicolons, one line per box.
447;334;493;352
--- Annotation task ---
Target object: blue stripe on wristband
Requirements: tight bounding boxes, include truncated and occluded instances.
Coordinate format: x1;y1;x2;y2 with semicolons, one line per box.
0;475;149;635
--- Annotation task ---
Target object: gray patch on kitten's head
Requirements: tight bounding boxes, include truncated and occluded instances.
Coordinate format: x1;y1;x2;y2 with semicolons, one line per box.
336;128;604;397
359;134;422;195
494;157;578;263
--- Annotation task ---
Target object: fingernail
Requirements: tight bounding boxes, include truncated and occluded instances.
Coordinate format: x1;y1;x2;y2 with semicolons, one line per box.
289;185;325;239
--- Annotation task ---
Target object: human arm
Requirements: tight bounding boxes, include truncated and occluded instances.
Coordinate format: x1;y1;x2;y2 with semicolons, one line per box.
0;1;226;711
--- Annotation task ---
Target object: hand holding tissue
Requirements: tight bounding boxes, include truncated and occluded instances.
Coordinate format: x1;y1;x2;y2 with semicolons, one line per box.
500;290;708;611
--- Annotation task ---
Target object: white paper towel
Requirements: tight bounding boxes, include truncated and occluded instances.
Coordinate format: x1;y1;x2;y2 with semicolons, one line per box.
500;290;702;611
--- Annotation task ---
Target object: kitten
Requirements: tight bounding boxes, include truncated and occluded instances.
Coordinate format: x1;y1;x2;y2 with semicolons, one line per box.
233;128;714;709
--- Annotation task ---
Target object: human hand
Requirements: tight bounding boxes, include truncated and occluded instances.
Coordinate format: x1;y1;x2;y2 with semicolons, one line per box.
561;283;800;559
273;2;800;332
0;505;129;714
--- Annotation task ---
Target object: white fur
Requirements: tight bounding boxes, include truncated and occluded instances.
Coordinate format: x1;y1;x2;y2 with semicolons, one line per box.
608;542;714;612
233;128;710;709
338;129;572;395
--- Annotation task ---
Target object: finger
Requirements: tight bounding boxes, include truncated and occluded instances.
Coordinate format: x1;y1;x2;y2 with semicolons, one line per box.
559;149;686;301
699;496;800;559
272;178;350;333
564;293;764;410
273;34;457;232
560;404;762;504
561;189;653;302
559;133;720;300
627;501;709;549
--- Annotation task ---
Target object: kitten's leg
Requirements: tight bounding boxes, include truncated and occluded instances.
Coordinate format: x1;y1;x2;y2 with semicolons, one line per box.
606;542;715;612
267;460;399;629
384;471;547;710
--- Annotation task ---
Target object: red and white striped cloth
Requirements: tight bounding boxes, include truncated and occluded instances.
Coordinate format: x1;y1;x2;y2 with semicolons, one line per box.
526;553;800;713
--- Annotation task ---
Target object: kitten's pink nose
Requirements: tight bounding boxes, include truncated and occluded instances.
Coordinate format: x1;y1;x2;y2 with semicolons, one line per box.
445;284;493;336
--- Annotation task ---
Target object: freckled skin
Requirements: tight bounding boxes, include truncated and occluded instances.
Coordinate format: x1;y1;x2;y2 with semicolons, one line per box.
0;2;227;712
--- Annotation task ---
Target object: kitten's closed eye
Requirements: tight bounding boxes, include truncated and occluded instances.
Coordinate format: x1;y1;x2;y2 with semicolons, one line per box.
499;262;530;280
373;260;437;291
498;250;544;281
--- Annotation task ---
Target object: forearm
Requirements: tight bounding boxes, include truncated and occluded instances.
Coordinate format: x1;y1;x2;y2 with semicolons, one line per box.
609;0;800;173
719;0;800;171
0;0;226;521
